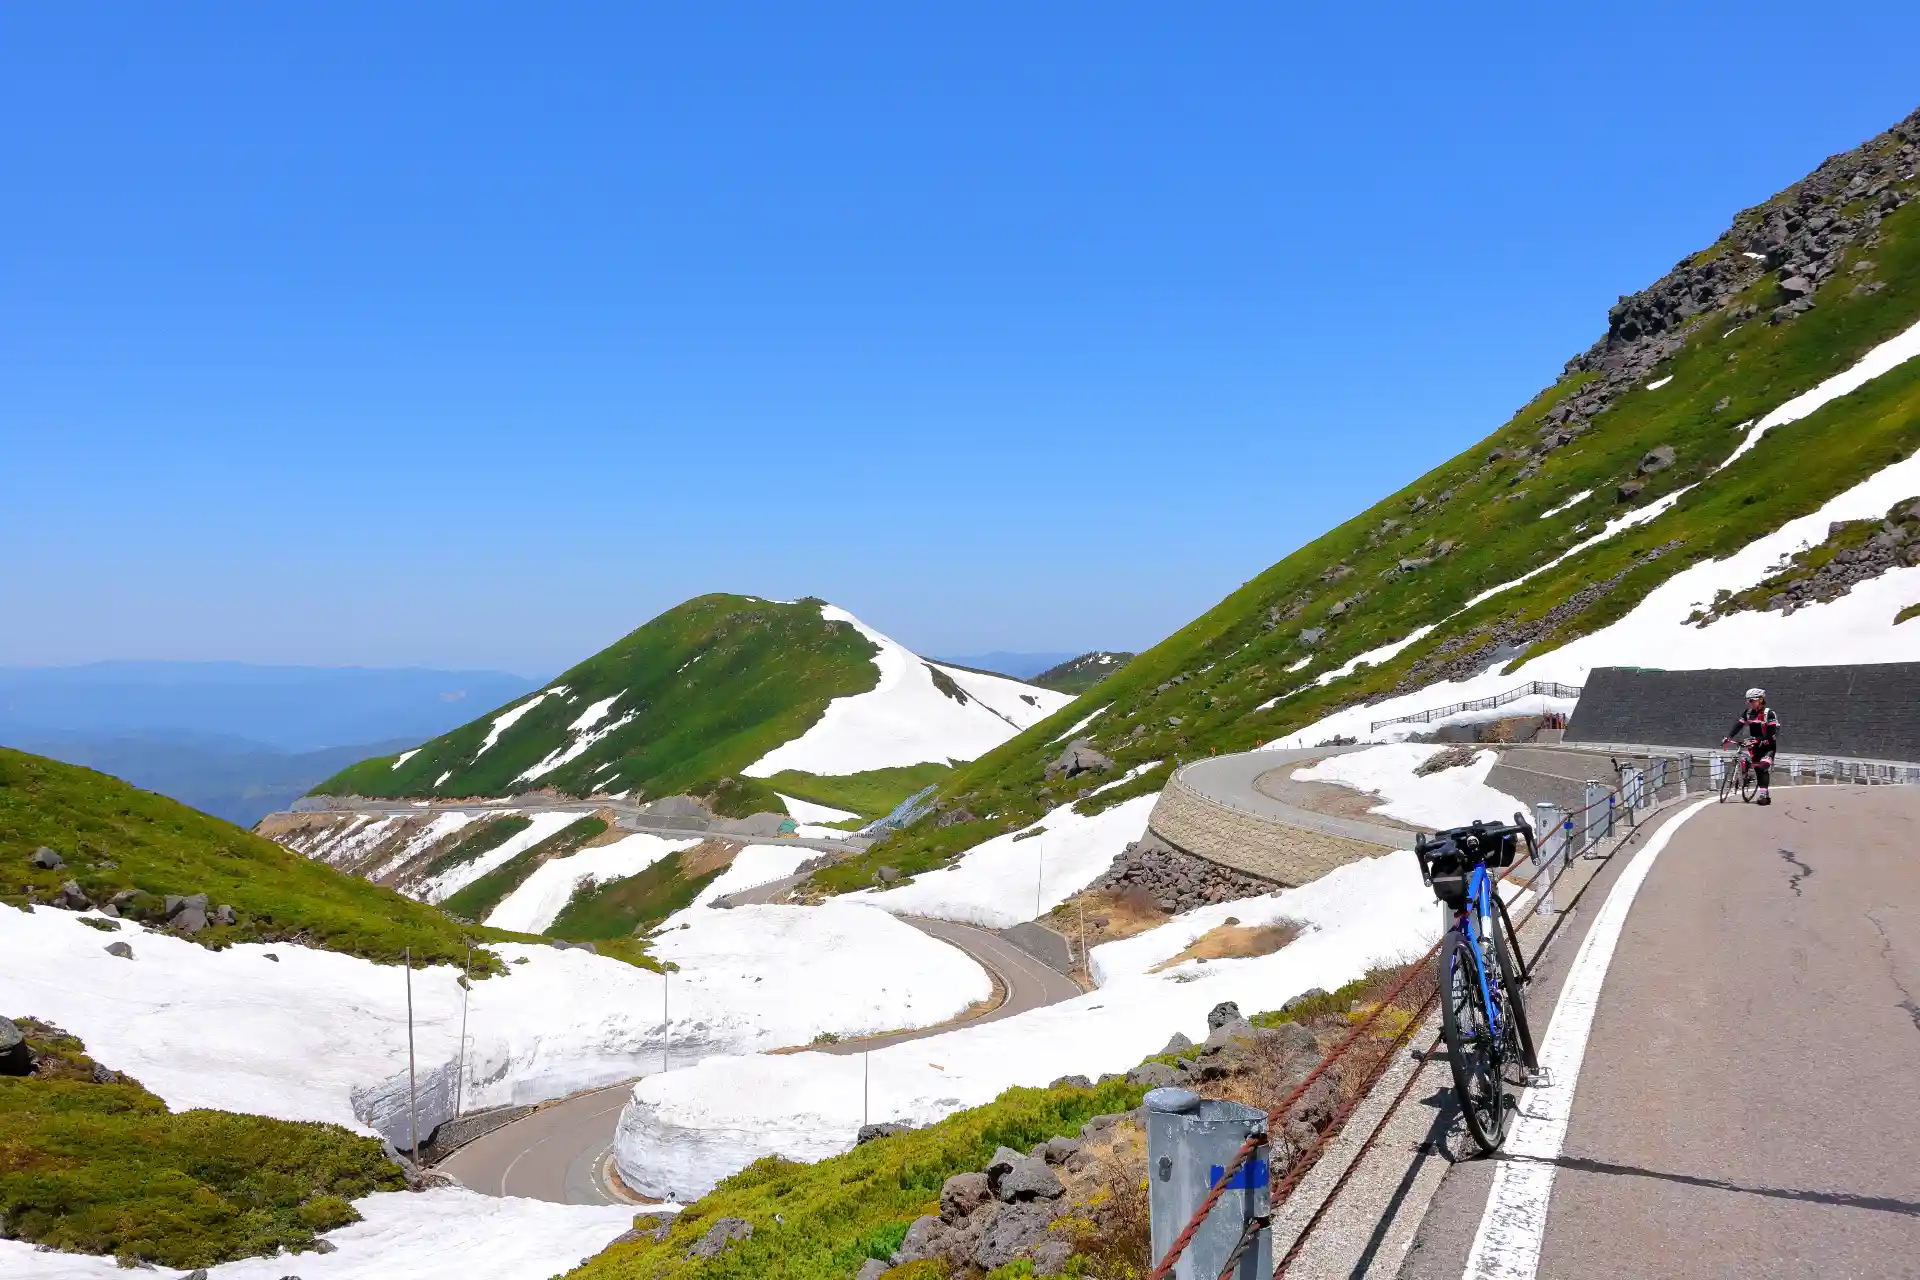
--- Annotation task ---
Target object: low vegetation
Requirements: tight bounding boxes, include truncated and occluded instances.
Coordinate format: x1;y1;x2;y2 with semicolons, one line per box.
0;748;504;971
765;764;955;821
823;133;1920;892
312;595;883;804
0;1017;404;1270
548;841;738;939
1029;652;1137;696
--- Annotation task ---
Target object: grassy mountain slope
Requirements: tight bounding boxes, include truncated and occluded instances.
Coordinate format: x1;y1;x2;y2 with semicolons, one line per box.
1030;651;1136;694
1;747;505;970
825;106;1920;888
312;595;880;805
0;1017;401;1269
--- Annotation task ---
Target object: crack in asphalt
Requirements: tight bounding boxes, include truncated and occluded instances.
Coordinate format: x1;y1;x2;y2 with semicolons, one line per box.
1508;1153;1920;1218
1865;910;1920;1034
1778;847;1814;897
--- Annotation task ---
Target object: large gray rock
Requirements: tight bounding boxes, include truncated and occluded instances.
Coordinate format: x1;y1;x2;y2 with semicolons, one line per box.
52;881;92;911
940;1171;991;1223
856;1122;913;1145
1202;1018;1256;1053
1638;444;1677;474
1044;739;1114;782
972;1202;1058;1271
1206;1000;1243;1032
105;941;135;960
1160;1030;1194;1055
29;847;63;870
1036;1135;1082;1165
1048;1073;1092;1090
1125;1061;1180;1088
685;1216;753;1260
172;905;209;934
988;1151;1063;1202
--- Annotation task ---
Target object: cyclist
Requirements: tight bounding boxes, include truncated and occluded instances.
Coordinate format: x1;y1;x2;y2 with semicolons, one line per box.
1723;687;1780;806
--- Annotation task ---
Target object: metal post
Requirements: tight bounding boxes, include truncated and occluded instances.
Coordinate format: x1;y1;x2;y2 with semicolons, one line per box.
404;946;419;1166
1581;780;1604;856
1036;838;1044;920
863;1051;870;1129
1146;1091;1271;1278
662;973;670;1075
454;945;472;1117
1532;803;1563;916
1078;898;1087;971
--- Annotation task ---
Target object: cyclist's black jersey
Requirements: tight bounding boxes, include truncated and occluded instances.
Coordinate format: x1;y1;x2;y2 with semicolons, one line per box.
1728;707;1780;758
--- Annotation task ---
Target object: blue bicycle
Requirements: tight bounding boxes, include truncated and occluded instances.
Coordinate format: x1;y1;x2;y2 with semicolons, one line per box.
1415;815;1541;1153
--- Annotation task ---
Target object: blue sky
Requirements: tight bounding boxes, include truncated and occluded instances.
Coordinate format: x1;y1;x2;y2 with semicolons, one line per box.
4;4;1917;677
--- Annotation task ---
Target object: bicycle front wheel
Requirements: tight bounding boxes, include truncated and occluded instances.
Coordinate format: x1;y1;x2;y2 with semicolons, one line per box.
1719;760;1738;803
1741;762;1760;802
1440;928;1510;1154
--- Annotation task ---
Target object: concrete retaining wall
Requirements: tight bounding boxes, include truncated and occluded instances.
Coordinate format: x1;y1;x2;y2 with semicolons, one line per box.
1147;778;1388;887
1567;663;1920;760
999;921;1076;975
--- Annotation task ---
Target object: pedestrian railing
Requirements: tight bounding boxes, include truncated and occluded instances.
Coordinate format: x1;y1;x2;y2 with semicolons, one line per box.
1369;681;1583;733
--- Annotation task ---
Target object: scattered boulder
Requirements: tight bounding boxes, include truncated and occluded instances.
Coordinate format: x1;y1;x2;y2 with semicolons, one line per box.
972;1203;1057;1271
29;847;63;870
1280;987;1330;1015
105;941;134;960
1047;1073;1092;1090
1639;444;1677;474
1202;1017;1257;1054
685;1217;753;1260
1088;836;1275;916
52;881;92;911
875;866;901;884
1045;740;1114;781
1035;1136;1082;1165
941;1171;992;1223
1125;1061;1180;1088
1616;480;1646;503
1;1020;30;1076
1160;1030;1194;1055
172;905;210;934
990;1153;1063;1203
1415;744;1478;775
1778;274;1815;298
855;1122;914;1145
1206;1001;1243;1032
1297;627;1325;646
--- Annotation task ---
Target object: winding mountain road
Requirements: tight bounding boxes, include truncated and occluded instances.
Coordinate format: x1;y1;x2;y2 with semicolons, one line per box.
438;915;1081;1204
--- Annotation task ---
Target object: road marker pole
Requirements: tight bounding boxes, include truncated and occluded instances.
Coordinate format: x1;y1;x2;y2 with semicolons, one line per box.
662;973;670;1075
863;1051;870;1129
404;946;419;1166
454;945;472;1117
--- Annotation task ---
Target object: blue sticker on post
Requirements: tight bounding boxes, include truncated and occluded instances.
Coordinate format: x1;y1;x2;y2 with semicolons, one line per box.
1209;1159;1270;1190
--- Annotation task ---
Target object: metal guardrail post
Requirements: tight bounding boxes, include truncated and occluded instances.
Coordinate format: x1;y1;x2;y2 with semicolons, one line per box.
1147;1089;1270;1279
1532;802;1563;915
1581;780;1605;856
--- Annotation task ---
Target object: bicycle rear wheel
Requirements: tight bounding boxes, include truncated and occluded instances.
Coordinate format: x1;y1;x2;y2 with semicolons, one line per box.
1440;928;1510;1153
1490;894;1538;1073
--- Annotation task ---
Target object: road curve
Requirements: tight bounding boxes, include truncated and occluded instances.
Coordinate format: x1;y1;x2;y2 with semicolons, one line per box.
1171;745;1417;850
437;914;1081;1204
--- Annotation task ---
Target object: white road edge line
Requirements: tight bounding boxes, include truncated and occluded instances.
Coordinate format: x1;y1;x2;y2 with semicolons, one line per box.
1462;797;1715;1280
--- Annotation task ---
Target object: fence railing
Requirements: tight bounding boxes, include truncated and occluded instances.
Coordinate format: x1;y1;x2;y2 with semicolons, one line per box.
1369;681;1583;733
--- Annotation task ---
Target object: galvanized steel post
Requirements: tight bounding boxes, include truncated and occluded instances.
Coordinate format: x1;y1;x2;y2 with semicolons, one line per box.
1146;1088;1270;1279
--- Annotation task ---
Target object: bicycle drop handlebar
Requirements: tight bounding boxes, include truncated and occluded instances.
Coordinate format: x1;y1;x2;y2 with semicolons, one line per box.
1414;812;1539;887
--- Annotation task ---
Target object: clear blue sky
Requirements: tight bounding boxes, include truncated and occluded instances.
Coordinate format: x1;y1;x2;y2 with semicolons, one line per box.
5;4;1917;677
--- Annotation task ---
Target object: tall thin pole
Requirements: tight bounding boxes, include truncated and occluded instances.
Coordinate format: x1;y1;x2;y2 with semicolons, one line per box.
662;973;670;1074
863;1051;870;1128
454;945;472;1117
1078;898;1086;971
404;946;419;1166
1035;839;1044;920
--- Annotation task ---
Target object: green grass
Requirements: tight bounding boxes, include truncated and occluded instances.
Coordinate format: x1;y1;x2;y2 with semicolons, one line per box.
562;1078;1145;1280
0;748;505;972
548;849;727;940
313;595;882;803
0;1018;404;1269
438;815;607;923
818;155;1920;891
420;814;531;879
1898;602;1920;625
763;764;955;821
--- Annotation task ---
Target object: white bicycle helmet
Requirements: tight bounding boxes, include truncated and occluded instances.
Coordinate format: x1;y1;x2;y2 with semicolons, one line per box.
1745;687;1766;700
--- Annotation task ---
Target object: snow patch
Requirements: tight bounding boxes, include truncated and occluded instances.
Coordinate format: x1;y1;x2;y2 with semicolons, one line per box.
1292;744;1526;829
1086;760;1163;798
391;749;420;770
568;693;623;734
483;831;701;934
0;1187;635;1280
775;792;860;824
415;811;579;904
516;711;637;784
1314;626;1437;688
1645;376;1673;390
1538;489;1592;520
742;606;1073;776
473;691;555;760
1720;316;1920;473
853;792;1158;928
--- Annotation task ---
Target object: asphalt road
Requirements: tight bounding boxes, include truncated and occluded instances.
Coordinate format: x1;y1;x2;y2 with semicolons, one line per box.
1399;784;1920;1279
1173;745;1417;849
437;915;1081;1204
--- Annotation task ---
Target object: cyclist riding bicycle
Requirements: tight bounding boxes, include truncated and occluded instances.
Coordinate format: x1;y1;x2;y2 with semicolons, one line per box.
1723;687;1780;806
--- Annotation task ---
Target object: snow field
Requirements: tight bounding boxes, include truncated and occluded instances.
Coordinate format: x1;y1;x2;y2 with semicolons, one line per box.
413;810;580;904
1314;625;1437;687
0;1187;635;1280
614;851;1437;1199
743;605;1074;776
365;811;476;882
1;897;985;1148
1292;744;1528;829
852;792;1161;928
660;844;822;924
482;830;702;934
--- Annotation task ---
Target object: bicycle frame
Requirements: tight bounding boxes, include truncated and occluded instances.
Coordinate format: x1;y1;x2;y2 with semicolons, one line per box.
1455;863;1504;1042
